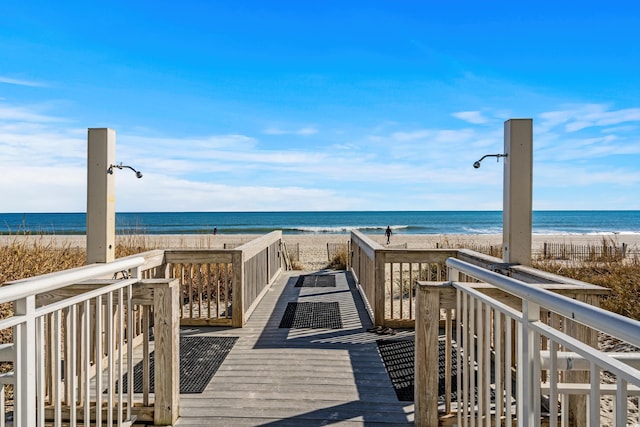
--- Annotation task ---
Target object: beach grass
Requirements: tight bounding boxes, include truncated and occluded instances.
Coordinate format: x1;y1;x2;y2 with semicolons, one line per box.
533;257;640;320
1;235;640;322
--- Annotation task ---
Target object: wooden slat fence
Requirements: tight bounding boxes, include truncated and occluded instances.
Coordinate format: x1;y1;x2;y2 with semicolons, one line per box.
162;231;283;327
326;242;347;261
541;242;628;261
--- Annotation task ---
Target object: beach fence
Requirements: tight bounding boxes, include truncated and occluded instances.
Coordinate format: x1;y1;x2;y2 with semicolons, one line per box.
285;242;300;262
326;242;348;261
436;241;503;258
541;241;628;261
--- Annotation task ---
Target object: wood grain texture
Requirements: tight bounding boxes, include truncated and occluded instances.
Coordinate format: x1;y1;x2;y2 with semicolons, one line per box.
175;270;414;426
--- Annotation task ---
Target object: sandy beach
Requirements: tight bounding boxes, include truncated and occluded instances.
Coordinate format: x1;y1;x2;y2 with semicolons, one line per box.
3;232;639;271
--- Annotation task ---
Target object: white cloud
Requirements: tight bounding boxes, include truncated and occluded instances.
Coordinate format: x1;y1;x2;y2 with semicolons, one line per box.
388;130;431;142
0;104;64;123
539;104;640;133
0;166;86;212
2;97;640;212
115;174;362;212
263;126;318;136
452;111;490;124
0;76;46;87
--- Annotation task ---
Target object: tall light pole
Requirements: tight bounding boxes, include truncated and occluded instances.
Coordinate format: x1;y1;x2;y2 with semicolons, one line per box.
473;119;533;266
86;128;142;264
502;119;533;266
87;128;116;264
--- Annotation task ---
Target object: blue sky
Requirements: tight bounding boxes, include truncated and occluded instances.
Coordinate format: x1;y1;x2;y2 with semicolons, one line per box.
1;1;640;212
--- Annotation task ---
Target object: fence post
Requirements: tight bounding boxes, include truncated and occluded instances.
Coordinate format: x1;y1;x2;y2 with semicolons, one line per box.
232;251;244;327
152;279;180;426
415;282;449;426
14;295;37;426
518;299;540;427
374;251;385;326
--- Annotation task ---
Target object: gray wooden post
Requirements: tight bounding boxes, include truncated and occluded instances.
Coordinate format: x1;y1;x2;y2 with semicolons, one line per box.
153;279;180;425
415;282;448;426
87;128;116;264
502;119;533;266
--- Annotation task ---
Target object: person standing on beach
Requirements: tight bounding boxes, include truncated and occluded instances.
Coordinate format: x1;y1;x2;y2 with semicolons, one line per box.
385;226;392;244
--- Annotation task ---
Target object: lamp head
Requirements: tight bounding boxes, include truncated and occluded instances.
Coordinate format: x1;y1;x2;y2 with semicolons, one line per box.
473;161;481;169
135;171;143;179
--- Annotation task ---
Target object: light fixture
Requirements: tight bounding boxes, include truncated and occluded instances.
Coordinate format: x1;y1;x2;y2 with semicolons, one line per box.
473;153;508;169
107;162;143;178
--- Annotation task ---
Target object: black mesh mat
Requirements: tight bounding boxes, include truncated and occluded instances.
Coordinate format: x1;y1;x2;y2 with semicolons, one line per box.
295;274;336;287
377;337;458;402
279;302;343;329
115;336;238;394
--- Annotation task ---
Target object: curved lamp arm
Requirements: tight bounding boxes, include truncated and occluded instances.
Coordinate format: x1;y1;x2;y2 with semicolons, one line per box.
107;162;143;178
473;153;508;169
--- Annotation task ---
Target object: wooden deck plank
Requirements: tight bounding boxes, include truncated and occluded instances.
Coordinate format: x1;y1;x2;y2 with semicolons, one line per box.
176;270;414;426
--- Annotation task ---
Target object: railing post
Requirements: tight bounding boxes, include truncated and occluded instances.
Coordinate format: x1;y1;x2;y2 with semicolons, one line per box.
518;299;540;427
415;282;449;426
14;295;37;427
232;251;244;327
152;279;180;426
374;251;385;326
566;292;599;427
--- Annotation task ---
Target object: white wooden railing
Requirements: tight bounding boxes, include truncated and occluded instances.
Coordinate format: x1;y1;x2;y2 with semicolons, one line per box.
414;257;640;427
0;257;147;426
0;232;283;426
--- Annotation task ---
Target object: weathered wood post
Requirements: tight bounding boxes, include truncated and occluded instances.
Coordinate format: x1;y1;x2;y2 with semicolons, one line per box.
87;128;116;264
14;295;37;426
502;119;533;266
415;282;449;426
374;251;386;327
231;250;244;327
151;279;180;426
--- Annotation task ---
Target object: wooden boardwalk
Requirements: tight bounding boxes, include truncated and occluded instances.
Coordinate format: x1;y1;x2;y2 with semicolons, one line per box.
175;270;415;426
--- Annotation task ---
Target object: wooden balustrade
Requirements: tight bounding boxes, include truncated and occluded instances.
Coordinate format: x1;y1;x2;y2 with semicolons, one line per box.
414;265;613;426
0;232;283;425
350;230;456;327
349;230;619;425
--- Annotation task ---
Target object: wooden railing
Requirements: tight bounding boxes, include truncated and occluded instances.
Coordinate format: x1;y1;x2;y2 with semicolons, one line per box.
349;231;624;426
413;259;628;427
350;230;457;327
144;230;283;327
0;232;282;426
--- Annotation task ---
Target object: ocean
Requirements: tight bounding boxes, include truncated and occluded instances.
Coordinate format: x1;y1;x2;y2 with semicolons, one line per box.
1;211;639;236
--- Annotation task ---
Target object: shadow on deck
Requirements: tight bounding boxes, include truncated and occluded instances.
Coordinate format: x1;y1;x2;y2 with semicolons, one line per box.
175;270;415;426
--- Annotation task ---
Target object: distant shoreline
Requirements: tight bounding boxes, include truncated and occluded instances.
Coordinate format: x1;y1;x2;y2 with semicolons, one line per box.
2;211;639;236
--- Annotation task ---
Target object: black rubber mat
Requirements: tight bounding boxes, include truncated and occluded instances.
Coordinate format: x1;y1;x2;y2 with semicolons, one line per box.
279;301;343;329
116;336;238;394
377;337;457;402
295;274;336;287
